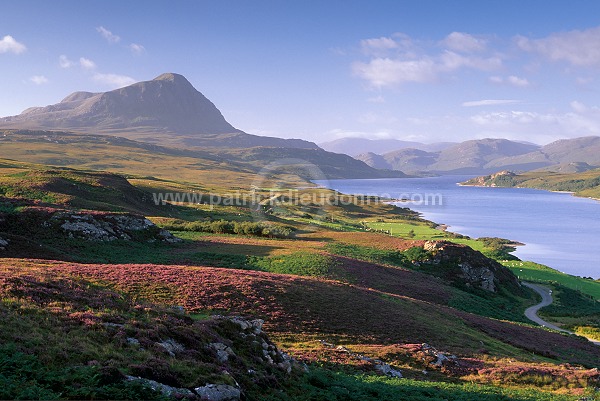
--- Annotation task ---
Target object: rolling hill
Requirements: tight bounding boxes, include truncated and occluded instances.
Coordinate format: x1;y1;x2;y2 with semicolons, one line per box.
357;138;540;174
319;138;455;156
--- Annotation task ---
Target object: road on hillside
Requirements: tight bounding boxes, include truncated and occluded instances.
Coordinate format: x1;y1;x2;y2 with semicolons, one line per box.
522;281;600;346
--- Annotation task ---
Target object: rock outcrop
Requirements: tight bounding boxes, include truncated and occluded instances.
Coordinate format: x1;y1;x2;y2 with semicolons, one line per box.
48;212;181;243
422;241;520;292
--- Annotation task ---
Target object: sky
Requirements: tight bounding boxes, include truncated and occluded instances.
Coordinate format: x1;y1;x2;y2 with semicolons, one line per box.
2;0;600;145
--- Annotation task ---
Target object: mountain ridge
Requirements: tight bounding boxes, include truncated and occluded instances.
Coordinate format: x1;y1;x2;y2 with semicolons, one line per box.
0;73;319;150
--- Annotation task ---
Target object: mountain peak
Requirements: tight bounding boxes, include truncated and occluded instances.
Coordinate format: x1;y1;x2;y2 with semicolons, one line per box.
152;72;189;83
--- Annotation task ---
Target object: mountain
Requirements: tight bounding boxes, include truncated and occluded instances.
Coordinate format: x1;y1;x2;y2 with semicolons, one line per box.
319;137;455;156
487;136;600;171
0;73;318;149
357;138;540;174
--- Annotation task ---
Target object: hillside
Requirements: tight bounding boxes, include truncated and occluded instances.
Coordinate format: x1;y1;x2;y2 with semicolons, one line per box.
0;130;403;184
319;138;455;156
485;136;600;172
1;158;599;399
462;168;600;199
0;73;317;150
357;138;540;174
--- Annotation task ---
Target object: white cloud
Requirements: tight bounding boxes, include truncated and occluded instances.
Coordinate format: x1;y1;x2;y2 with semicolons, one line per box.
352;57;438;87
570;100;588;113
439;51;501;71
129;43;145;55
93;73;136;88
0;35;26;54
360;36;398;55
516;26;600;67
489;75;530;87
79;57;96;70
29;75;48;85
442;32;487;53
353;32;503;88
462;99;522;107
59;55;73;68
470;106;600;140
327;128;393;139
96;26;121;43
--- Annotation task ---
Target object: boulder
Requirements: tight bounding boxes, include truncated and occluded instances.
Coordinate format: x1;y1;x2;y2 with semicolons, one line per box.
194;384;241;401
423;241;520;292
209;342;236;363
125;376;194;398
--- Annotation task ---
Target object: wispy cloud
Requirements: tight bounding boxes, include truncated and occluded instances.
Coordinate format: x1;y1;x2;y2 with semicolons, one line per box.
29;75;48;85
58;55;73;68
129;43;145;55
327;128;393;139
353;57;438;87
489;75;531;87
360;36;398;55
462;99;522;107
441;32;487;53
0;35;26;54
353;32;503;88
79;57;96;70
93;73;136;88
96;26;121;43
516;26;600;67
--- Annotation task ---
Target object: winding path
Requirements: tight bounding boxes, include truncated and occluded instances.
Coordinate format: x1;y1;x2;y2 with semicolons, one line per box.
522;281;600;346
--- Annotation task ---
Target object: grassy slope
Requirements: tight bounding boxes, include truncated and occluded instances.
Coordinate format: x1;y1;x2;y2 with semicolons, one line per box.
1;155;599;399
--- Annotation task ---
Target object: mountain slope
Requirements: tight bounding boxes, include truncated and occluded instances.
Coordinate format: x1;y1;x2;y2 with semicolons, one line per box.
358;138;540;174
320;137;455;156
487;136;600;171
0;73;317;149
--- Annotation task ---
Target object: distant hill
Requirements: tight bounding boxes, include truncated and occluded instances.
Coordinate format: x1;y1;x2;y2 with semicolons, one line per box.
0;74;406;179
357;138;540;174
319;137;455;156
462;168;600;199
0;73;318;150
0;130;404;183
486;136;600;171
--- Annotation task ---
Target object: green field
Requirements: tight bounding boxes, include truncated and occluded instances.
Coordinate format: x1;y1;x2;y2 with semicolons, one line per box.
504;261;600;300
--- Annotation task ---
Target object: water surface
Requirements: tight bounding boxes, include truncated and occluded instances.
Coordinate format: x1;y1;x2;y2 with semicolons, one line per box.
316;176;600;278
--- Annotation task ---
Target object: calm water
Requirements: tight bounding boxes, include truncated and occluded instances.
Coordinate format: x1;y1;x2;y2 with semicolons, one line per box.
315;176;600;279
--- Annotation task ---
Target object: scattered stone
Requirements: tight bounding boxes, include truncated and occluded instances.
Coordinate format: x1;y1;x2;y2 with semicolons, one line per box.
125;376;194;398
374;363;403;378
102;322;124;329
157;338;185;356
126;337;140;346
209;343;236;363
194;384;241;401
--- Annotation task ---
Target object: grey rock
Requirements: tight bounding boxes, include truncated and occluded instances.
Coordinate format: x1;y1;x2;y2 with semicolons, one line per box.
125;375;194;398
374;363;403;378
0;237;8;251
194;384;241;401
126;337;140;346
209;343;235;363
157;338;185;356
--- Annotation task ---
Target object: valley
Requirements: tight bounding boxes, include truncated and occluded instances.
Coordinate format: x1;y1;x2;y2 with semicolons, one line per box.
0;72;598;400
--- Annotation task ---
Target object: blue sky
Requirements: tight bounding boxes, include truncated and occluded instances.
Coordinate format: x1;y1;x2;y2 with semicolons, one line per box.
2;0;600;144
